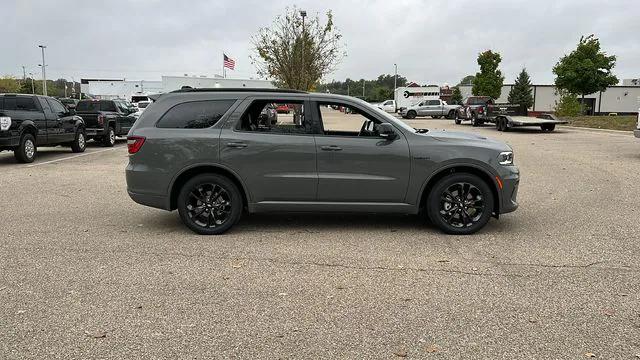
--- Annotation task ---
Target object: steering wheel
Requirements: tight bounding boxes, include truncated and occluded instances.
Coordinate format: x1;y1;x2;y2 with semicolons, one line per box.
359;120;375;137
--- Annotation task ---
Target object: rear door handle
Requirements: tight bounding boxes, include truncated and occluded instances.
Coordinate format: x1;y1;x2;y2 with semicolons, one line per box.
227;142;248;148
321;145;342;151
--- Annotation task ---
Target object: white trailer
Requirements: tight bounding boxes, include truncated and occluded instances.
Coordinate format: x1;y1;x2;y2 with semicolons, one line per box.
394;86;440;112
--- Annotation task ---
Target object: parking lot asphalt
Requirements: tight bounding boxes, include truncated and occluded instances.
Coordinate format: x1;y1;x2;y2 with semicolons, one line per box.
1;122;639;359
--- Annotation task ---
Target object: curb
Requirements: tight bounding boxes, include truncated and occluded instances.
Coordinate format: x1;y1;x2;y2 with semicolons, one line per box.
558;125;635;135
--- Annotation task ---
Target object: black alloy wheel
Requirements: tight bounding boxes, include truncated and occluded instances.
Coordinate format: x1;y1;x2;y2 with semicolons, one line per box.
427;173;494;235
177;174;242;235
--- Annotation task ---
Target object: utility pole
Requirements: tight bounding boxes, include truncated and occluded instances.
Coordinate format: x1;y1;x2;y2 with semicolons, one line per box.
22;66;26;81
300;10;307;90
38;45;47;96
362;79;365;98
347;84;350;96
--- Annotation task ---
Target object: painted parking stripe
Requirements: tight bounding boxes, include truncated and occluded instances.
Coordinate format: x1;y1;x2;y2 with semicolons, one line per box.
26;147;121;167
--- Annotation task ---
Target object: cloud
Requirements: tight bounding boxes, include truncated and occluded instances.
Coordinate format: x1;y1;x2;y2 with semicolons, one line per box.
3;0;638;85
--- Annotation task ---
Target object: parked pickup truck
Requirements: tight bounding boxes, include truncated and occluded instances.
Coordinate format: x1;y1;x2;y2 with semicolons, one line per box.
0;94;86;163
75;99;137;146
454;96;525;126
401;99;459;119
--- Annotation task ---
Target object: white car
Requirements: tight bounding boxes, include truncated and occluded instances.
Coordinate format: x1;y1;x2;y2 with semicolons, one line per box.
377;99;396;113
635;108;640;138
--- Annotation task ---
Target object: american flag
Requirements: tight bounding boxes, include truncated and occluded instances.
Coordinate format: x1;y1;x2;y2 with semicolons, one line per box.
223;54;235;70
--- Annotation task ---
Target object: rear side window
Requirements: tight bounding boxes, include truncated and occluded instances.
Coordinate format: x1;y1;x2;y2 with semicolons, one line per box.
76;100;100;111
8;96;39;111
157;100;235;129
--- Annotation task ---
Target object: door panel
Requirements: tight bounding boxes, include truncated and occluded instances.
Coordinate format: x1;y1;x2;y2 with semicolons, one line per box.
219;98;318;203
313;101;411;203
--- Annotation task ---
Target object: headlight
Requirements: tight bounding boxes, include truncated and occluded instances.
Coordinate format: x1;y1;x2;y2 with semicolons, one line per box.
498;151;514;165
0;116;11;131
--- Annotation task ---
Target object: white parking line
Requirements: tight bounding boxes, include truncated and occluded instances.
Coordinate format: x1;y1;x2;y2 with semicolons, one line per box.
26;147;121;167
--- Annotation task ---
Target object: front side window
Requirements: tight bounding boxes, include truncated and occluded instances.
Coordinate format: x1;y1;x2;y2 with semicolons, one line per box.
46;98;67;114
317;102;381;137
157;100;235;129
239;100;313;135
428;100;440;105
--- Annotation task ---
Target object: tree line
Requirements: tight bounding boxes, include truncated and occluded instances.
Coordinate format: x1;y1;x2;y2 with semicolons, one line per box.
0;76;79;98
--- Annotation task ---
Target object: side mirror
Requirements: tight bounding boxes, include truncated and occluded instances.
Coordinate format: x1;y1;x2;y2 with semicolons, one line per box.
377;123;397;140
68;109;76;115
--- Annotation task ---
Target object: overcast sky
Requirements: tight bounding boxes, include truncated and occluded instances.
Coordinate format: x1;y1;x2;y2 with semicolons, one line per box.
4;0;639;86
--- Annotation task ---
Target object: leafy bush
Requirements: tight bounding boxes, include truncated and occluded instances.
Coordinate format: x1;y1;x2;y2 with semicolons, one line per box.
554;90;581;116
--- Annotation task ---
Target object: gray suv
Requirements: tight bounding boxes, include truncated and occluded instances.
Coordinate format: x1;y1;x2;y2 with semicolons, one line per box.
125;89;519;235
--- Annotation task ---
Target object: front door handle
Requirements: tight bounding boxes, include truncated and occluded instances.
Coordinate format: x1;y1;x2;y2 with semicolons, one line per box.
227;142;248;148
321;145;342;151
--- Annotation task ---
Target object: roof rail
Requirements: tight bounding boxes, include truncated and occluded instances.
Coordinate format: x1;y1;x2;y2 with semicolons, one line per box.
170;87;307;94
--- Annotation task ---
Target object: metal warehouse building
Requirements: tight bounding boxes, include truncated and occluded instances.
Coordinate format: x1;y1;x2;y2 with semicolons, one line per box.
81;75;274;99
459;84;640;115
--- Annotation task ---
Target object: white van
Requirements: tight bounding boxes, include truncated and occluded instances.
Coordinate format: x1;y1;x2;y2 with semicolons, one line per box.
394;86;440;112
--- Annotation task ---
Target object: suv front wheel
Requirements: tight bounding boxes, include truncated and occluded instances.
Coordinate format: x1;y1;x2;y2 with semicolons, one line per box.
177;174;243;235
426;173;494;235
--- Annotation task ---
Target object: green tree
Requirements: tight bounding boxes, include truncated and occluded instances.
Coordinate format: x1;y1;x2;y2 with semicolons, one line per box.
472;50;504;99
457;75;475;86
450;86;463;105
553;35;618;114
507;68;534;109
554;89;581;116
251;7;345;90
0;76;20;93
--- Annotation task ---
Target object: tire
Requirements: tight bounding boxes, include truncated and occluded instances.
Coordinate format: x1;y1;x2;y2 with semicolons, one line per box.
454;112;462;125
14;133;37;163
406;110;417;119
102;127;116;147
541;124;555;132
447;110;456;119
426;173;494;235
71;128;87;153
496;118;503;131
471;113;479;127
177;174;243;235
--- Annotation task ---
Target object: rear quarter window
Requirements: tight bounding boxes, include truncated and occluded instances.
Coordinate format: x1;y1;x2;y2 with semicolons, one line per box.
156;100;235;129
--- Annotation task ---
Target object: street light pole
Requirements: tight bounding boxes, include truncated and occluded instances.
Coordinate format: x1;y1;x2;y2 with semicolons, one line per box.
300;10;307;90
362;79;365;98
28;73;35;94
394;63;397;92
38;45;47;96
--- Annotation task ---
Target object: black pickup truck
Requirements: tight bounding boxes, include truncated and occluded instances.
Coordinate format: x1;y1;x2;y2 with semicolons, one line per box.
454;96;525;126
0;94;86;163
75;99;137;146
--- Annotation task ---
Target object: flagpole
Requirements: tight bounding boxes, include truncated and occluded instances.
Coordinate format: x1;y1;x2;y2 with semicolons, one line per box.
223;52;226;79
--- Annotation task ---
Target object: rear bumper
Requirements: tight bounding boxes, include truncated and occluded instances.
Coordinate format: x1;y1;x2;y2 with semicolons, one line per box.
86;128;107;137
634;129;640;138
499;167;519;214
127;190;170;211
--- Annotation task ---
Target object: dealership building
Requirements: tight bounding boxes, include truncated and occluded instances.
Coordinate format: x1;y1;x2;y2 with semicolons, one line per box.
458;84;640;115
80;75;274;100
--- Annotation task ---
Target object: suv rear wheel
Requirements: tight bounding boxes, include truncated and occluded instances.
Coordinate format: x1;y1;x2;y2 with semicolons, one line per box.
426;173;494;235
177;174;243;235
15;133;36;163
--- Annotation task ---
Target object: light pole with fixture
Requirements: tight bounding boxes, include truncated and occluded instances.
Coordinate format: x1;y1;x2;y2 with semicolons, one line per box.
38;45;47;96
28;73;35;94
394;63;398;92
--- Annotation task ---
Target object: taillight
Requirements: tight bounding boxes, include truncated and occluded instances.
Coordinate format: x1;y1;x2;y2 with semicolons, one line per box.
127;136;145;154
478;106;484;114
97;114;105;126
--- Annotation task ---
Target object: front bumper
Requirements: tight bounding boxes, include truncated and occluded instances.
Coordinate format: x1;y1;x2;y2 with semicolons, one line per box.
634;129;640;138
0;135;19;148
499;166;519;214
